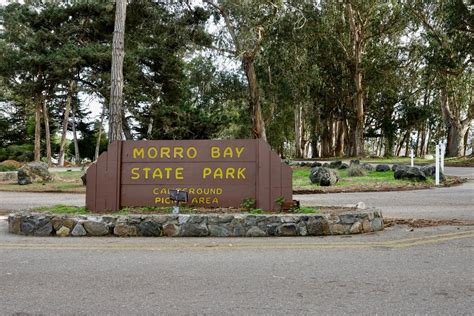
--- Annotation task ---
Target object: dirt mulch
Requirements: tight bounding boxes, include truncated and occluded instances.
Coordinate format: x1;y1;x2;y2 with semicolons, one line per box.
384;218;474;228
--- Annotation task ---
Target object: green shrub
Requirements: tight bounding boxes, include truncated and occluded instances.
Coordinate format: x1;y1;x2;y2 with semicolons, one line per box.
347;166;367;177
0;164;17;172
0;144;34;162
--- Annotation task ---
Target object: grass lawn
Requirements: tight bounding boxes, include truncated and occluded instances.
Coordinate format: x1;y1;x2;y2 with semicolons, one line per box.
32;204;321;215
293;167;436;192
362;156;474;167
0;171;85;193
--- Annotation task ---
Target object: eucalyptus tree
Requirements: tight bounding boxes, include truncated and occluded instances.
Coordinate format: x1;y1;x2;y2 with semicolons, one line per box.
409;0;473;157
203;0;283;141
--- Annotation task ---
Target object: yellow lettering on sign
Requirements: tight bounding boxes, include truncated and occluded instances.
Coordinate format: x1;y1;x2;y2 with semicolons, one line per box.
237;168;246;179
187;147;197;159
189;188;195;194
176;167;184;180
174;147;184;158
211;147;220;158
191;197;198;204
163;167;171;179
160;147;171;158
131;167;140;180
212;198;219;204
214;168;223;179
202;167;211;179
152;168;163;179
223;147;233;158
235;147;245;158
133;147;144;159
225;168;235;179
161;188;168;194
143;168;151;179
147;147;158;159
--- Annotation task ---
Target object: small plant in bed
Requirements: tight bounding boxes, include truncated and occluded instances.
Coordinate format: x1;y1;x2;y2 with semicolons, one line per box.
34;204;88;214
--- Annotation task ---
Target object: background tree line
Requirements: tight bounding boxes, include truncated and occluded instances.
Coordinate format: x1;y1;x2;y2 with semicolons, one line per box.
0;0;472;165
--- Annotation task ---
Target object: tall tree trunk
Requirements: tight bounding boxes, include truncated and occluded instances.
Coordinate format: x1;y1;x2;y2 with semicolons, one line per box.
347;3;365;157
43;101;52;166
58;81;75;166
294;103;303;158
243;55;266;141
404;132;411;157
122;107;133;140
147;117;154;139
108;0;127;143
34;100;42;162
396;132;409;157
463;127;469;156
94;104;106;162
334;120;345;157
440;84;472;157
71;104;80;164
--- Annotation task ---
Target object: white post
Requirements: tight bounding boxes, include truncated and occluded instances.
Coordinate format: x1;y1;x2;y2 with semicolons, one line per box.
440;143;445;172
410;148;414;167
435;144;440;186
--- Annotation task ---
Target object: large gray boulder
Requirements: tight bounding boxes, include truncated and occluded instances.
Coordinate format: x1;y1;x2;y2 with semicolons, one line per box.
394;167;427;181
420;165;445;181
17;162;52;185
375;164;390;172
309;167;339;186
328;161;342;169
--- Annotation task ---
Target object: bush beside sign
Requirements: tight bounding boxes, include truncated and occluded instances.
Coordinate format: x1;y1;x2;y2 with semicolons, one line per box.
86;139;292;213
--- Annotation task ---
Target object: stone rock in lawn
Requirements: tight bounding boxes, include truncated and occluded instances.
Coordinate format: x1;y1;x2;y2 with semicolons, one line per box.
83;220;109;236
138;220;161;237
350;159;360;166
114;223;138;237
394;167;427;181
246;226;267;237
328;160;342;169
424;154;434;160
276;223;298;236
360;163;374;171
311;162;322;168
338;163;349;170
17;162;53;185
375;164;390;172
56;226;70;237
71;223;87;236
392;164;408;172
319;169;339;186
309;167;338;186
17;169;32;185
420;165;445;180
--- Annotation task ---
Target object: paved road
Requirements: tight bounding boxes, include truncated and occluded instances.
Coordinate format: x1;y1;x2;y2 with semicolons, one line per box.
0;219;472;315
1;168;472;221
297;180;474;221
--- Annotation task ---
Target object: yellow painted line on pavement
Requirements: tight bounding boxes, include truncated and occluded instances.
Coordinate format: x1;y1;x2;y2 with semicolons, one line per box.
0;230;473;251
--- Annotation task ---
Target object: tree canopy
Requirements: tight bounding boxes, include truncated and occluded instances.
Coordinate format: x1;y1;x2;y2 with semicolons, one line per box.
0;0;472;162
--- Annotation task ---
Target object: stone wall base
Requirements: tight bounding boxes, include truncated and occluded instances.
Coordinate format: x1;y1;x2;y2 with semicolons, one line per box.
8;211;384;237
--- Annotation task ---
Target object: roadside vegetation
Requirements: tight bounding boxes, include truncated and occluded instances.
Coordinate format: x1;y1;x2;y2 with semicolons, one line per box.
292;167;443;192
33;204;320;215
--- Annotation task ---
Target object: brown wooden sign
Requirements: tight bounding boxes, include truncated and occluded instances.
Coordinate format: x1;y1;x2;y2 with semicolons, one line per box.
86;139;292;212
